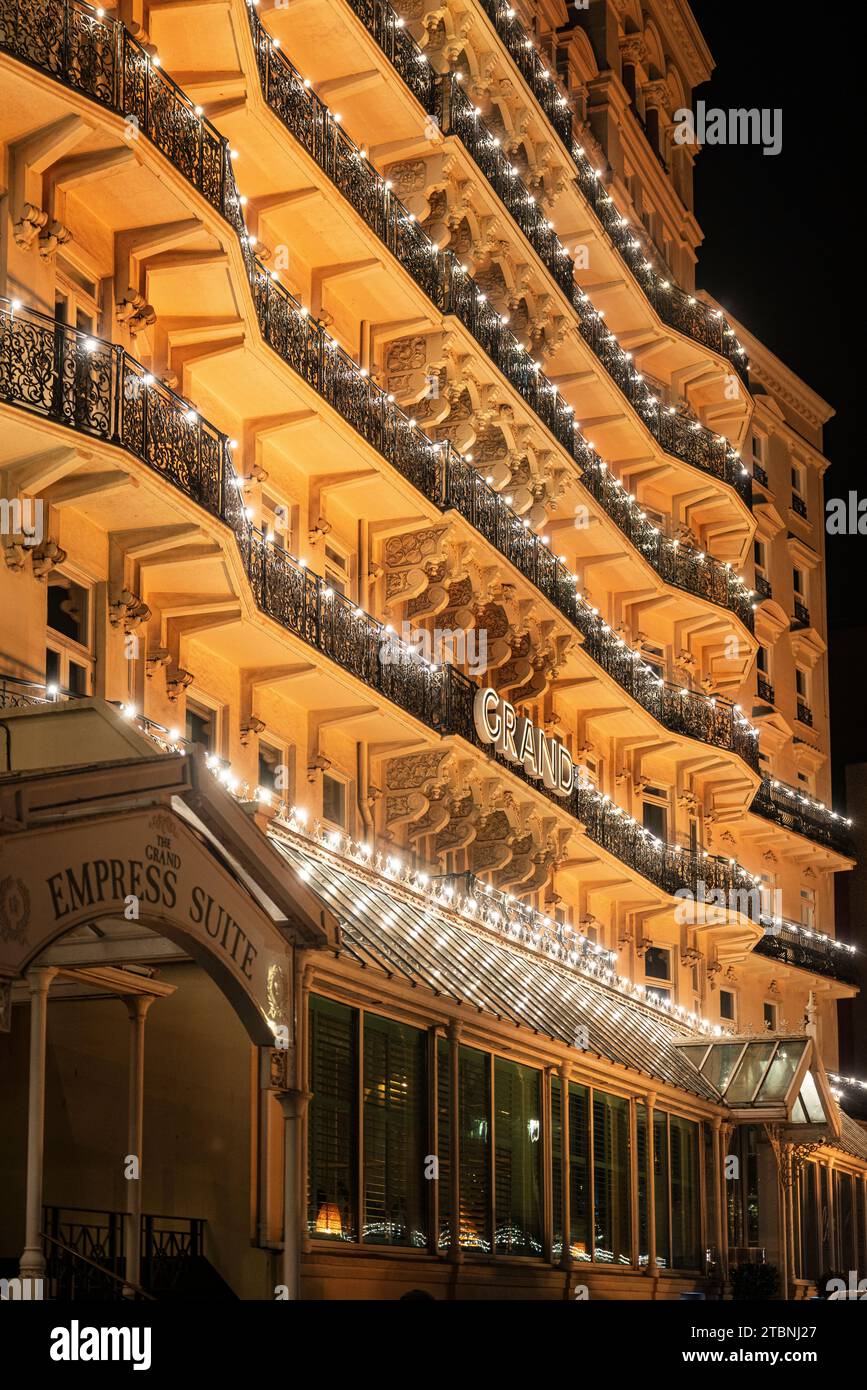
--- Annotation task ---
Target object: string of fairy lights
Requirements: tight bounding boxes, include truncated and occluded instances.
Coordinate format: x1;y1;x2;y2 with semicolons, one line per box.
57;10;852;833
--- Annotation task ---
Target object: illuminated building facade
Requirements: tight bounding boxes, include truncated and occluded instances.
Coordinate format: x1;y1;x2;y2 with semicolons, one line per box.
0;0;864;1300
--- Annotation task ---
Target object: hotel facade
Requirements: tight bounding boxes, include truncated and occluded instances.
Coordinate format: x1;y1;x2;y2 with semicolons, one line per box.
0;0;864;1301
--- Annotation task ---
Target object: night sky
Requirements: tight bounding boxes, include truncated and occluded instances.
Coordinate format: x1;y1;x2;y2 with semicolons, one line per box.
687;2;867;775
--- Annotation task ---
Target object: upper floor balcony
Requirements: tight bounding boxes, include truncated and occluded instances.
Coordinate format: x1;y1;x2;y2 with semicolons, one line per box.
338;0;751;389
753;917;859;988
752;778;854;859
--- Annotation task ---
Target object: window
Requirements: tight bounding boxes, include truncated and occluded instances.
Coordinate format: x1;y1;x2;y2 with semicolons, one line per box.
756;645;770;674
719;989;736;1022
185;700;217;753
458;1045;491;1251
55;258;99;338
753;539;767;572
593;1090;632;1265
46;573;93;695
261;490;296;553
308;995;357;1241
322;772;347;828
493;1058;543;1256
800;888;815;930
641;642;666;680
795;667;809;700
669;1115;700;1269
258;741;288;796
793;566;806;598
363;1013;427;1247
791;462;805;496
324;542;352;597
645;946;671;982
763;1001;778;1031
642;788;668;841
752;433;766;463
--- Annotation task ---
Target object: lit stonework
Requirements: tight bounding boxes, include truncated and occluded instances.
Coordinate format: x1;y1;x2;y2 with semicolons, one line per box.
0;0;863;1301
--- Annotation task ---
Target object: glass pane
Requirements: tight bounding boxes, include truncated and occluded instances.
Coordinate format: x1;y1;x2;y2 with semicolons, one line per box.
644;946;671;981
494;1058;543;1257
67;660;88;695
593;1090;632;1265
45;648;61;686
185;703;214;751
636;1104;648;1267
755;1041;805;1103
437;1036;450;1252
363;1013;427;1247
837;1173;855;1270
459;1046;491;1252
308;995;357;1242
551;1076;563;1262
569;1082;591;1261
725;1043;776;1103
47;576;88;644
670;1115;700;1269
653;1109;670;1268
800;1071;826;1124
798;1166;819;1280
701;1043;746;1093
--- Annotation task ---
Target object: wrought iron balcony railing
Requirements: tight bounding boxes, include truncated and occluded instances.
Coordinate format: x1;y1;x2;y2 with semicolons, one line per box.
796;701;814;727
0;0;755;635
752;778;853;856
0;299;760;778
756;676;775;705
791;493;808;519
246;9;752;512
433;77;751;509
344;0;750;385
792;599;811;628
752;462;769;487
0;303;762;904
755;574;772;599
754;919;859;987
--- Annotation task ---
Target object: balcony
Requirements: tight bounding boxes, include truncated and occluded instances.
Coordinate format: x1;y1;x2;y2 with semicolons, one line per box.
756;676;775;705
792;599;811;629
345;0;750;386
752;462;769;487
0;0;756;636
0;299;761;782
754;919;859;987
796;701;814;727
755;574;772;600
246;9;754;512
751;778;852;856
791;493;808;519
0;308;763;906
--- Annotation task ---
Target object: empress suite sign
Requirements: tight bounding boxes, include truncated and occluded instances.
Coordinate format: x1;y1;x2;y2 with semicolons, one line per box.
473;687;574;797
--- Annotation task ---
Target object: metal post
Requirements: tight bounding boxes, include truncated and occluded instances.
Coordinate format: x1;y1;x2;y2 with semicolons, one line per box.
19;967;57;1281
122;994;154;1293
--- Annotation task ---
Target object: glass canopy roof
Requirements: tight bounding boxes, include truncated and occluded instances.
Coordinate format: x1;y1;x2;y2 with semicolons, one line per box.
675;1036;834;1127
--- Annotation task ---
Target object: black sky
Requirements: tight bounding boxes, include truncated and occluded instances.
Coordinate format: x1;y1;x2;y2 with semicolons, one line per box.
687;1;867;772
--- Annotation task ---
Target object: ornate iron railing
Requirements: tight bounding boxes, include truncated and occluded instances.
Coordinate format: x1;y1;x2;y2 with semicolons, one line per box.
797;701;813;727
344;0;750;385
754;921;859;986
42;1206;202;1299
791;493;808;519
755;574;772;599
752;779;853;857
792;599;811;629
756;676;775;705
0;299;759;774
0;303;761;899
0;0;754;635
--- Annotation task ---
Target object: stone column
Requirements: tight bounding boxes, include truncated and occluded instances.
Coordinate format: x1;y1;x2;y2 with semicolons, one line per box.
645;1093;657;1276
277;1088;311;1300
448;1021;462;1265
122;995;155;1292
19;967;57;1281
559;1062;572;1271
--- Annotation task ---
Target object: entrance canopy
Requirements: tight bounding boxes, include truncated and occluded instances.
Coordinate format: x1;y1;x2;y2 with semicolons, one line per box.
0;698;337;1043
675;1034;841;1137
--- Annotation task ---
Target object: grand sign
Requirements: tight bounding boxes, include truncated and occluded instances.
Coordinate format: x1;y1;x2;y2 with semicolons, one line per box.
0;809;292;1045
473;687;574;798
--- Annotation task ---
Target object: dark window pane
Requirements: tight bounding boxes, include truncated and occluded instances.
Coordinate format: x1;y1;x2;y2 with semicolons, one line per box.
798;1166;819;1279
458;1045;490;1252
636;1103;648;1266
670;1115;700;1269
494;1058;542;1257
363;1013;427;1247
67;661;88;695
654;1109;670;1268
644;946;671;981
569;1082;591;1260
47;577;87;644
323;774;346;827
258;743;282;793
185;704;213;751
551;1076;563;1262
593;1090;632;1264
308;994;357;1242
642;800;666;840
437;1036;450;1252
45;648;61;686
